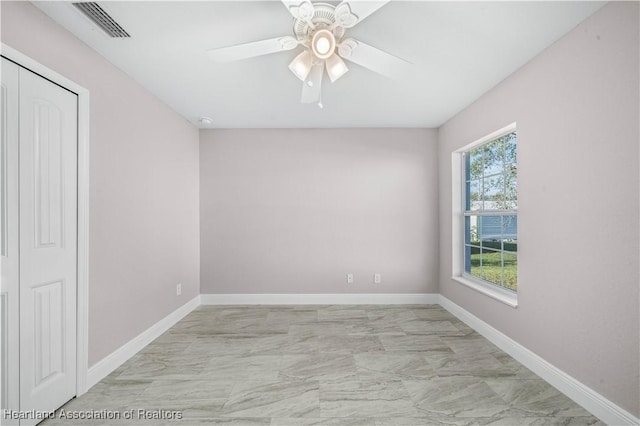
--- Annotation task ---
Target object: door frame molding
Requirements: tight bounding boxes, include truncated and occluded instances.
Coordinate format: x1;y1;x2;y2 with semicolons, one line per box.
1;43;90;396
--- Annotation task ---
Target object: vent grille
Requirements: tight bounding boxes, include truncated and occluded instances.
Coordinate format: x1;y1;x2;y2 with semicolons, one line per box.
73;2;130;38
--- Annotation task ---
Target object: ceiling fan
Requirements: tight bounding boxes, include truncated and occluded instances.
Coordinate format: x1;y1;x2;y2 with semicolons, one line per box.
206;0;410;108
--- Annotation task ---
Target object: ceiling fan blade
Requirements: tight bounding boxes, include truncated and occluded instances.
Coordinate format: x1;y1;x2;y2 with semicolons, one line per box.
334;0;389;28
207;36;298;63
338;38;410;80
301;63;323;104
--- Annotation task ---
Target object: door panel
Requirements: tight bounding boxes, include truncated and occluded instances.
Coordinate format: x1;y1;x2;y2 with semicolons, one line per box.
33;100;64;250
19;67;78;421
1;57;20;425
33;280;64;386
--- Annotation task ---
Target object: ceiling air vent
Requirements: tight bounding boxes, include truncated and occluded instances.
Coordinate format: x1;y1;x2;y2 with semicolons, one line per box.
72;2;130;38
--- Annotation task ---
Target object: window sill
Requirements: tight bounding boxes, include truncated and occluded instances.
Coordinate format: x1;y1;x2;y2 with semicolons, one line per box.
451;275;518;308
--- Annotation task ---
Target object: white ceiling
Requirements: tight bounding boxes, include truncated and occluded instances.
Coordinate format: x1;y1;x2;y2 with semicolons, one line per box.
34;1;605;128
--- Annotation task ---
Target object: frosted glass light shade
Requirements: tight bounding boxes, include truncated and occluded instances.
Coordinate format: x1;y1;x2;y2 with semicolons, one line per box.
325;53;348;82
288;50;313;81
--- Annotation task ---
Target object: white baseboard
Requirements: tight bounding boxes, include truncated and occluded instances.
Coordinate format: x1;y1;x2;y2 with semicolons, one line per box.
200;293;439;305
439;295;640;426
86;295;200;389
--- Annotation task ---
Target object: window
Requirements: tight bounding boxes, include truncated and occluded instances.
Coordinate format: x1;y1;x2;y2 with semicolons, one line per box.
452;123;517;307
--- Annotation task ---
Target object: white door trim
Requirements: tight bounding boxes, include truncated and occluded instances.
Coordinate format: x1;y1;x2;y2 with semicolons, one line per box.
1;43;90;396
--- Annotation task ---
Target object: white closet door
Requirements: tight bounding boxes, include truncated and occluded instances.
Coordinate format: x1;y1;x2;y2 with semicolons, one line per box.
1;58;20;424
18;67;78;421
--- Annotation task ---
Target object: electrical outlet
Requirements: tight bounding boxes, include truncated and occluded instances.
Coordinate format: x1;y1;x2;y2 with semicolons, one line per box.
346;273;354;284
374;273;381;284
176;283;182;296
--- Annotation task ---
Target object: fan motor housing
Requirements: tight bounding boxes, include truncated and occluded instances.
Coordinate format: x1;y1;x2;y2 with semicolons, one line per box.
293;3;345;42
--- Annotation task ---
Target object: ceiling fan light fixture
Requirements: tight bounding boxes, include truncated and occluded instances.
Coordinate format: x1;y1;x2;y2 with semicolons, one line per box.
316;38;330;55
325;53;348;82
311;29;335;59
289;49;313;81
205;0;406;107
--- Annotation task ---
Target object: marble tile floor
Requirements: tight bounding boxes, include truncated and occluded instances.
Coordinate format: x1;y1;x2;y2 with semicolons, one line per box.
42;305;603;426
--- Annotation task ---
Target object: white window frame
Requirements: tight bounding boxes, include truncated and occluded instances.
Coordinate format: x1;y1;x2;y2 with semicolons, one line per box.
451;122;518;308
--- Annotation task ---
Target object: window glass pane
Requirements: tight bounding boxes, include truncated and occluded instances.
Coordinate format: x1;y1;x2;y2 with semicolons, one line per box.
464;152;471;182
483;139;504;177
484;175;504;209
469;147;483;180
464;244;473;274
504;172;517;210
468;180;481;211
468;245;482;281
504;132;517;166
478;215;502;242
502;251;517;291
464;216;471;244
503;237;517;253
480;248;502;286
467;215;479;245
501;215;517;242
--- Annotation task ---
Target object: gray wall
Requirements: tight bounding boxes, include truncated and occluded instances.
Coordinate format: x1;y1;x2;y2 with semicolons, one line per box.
1;2;201;365
200;129;438;295
438;2;639;416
